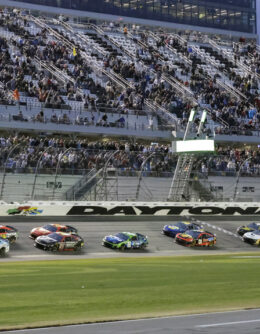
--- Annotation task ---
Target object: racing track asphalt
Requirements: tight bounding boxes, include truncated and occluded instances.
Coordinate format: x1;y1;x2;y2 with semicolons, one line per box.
2;309;260;334
1;218;260;261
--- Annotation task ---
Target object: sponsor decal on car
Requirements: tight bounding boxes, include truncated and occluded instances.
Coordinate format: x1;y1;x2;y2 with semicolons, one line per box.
181;234;191;238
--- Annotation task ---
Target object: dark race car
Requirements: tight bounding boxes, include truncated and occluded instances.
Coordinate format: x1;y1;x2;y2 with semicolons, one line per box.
30;224;78;239
162;221;203;238
175;230;216;247
34;232;84;252
0;225;18;243
102;232;148;250
237;222;260;237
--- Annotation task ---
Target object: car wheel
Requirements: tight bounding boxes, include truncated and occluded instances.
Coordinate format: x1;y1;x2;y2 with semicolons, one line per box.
9;236;16;243
0;248;6;256
52;245;59;252
120;244;127;251
74;244;80;252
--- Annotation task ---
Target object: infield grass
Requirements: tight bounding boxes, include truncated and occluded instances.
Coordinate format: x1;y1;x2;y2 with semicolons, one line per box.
1;253;260;330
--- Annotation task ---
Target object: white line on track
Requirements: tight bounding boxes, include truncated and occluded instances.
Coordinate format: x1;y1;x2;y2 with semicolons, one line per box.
12;255;52;258
196;219;242;239
196;319;260;328
231;256;260;258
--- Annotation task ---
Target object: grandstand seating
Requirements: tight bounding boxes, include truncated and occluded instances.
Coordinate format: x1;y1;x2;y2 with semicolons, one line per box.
0;9;259;138
0;8;259;201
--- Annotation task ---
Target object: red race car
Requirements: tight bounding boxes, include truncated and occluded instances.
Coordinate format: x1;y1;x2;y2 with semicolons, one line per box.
175;230;216;247
30;224;78;239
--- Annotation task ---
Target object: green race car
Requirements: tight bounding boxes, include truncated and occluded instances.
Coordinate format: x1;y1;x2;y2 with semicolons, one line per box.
102;232;148;250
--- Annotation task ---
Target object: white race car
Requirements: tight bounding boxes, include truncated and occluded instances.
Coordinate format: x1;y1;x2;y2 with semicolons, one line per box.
0;237;10;256
243;230;260;245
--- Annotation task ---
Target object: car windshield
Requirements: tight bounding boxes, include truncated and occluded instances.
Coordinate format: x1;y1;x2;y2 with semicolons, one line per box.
115;233;129;241
185;230;202;238
136;233;146;240
48;233;63;241
252;230;260;235
43;224;58;232
248;223;260;230
174;222;191;229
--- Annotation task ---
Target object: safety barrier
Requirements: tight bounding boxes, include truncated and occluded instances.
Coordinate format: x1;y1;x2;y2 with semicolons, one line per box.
1;201;260;216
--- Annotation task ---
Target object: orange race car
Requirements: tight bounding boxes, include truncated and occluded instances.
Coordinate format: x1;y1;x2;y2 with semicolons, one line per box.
30;224;78;239
175;230;216;247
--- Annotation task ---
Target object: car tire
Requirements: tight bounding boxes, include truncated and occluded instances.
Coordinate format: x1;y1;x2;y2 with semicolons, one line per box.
52;245;59;252
0;247;6;256
120;244;127;251
74;244;80;252
9;236;16;243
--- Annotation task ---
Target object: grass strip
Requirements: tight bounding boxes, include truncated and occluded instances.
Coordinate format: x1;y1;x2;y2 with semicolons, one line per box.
1;253;260;330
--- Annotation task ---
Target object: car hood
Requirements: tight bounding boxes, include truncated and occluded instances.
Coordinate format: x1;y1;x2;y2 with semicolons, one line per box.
104;235;125;244
31;227;49;235
243;232;260;240
178;233;193;239
164;225;183;231
36;235;57;244
239;227;253;231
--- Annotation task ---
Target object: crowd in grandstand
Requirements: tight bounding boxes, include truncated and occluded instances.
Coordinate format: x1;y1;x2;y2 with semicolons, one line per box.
0;8;260;135
0;135;173;173
0;134;260;176
0;8;259;185
197;146;260;176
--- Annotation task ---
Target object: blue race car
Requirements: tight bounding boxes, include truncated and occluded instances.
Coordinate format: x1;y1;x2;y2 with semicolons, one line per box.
102;232;148;250
162;221;203;238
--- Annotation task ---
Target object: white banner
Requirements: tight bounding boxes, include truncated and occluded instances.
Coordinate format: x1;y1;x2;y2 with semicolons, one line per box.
0;201;260;216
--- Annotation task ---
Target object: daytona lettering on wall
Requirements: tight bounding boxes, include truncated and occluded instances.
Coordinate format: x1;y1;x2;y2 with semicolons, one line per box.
66;206;260;216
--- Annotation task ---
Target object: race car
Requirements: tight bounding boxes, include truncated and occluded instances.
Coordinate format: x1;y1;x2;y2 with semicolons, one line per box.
162;221;203;238
0;237;9;256
243;230;260;245
0;225;18;243
237;222;260;236
34;232;84;252
30;224;78;239
175;230;216;247
102;232;148;250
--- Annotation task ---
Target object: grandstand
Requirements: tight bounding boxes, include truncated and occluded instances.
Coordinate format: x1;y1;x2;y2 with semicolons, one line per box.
0;3;260;202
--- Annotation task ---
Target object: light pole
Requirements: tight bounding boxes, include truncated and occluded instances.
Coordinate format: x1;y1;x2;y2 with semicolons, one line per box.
31;146;52;200
233;156;251;201
167;108;197;201
0;143;21;199
135;152;155;200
